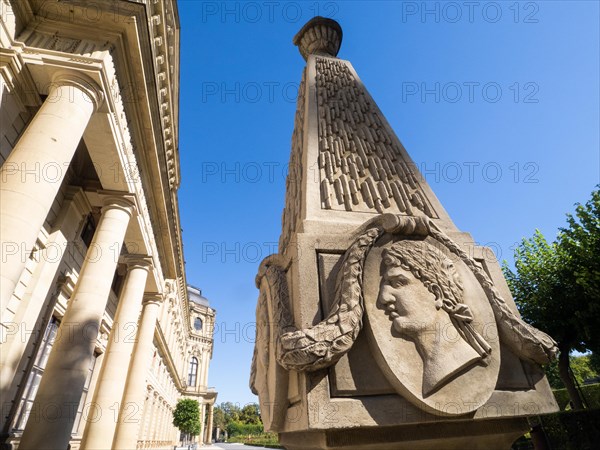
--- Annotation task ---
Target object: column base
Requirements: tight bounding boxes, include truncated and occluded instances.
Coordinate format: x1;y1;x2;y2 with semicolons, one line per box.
279;417;529;450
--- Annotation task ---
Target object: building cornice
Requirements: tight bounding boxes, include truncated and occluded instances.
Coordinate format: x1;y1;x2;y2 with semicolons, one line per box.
5;0;187;285
0;46;42;108
155;317;186;393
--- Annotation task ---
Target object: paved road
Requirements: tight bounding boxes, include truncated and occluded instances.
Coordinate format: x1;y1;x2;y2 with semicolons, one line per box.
203;444;269;450
201;444;243;449
176;444;269;450
209;444;248;449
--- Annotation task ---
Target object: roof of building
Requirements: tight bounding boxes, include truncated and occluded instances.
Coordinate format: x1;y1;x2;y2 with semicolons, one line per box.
187;284;210;307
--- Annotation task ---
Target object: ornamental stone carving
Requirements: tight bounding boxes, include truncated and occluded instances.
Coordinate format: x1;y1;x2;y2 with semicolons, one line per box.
252;215;557;419
251;16;559;449
365;235;498;414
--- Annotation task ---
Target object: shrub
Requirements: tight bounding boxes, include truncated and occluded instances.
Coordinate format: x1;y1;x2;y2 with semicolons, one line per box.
226;420;264;437
553;383;600;410
540;408;600;449
512;406;600;449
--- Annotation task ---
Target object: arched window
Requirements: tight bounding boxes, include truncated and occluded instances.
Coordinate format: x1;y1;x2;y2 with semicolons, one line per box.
188;357;198;387
194;317;203;331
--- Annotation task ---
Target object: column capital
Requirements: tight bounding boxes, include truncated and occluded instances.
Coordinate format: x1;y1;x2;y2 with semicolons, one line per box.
101;195;136;217
123;255;153;272
143;292;164;306
51;70;105;112
51;186;93;236
63;186;93;217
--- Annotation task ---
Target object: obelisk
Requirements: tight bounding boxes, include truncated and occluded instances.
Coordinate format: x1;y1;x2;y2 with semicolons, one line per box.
251;17;559;450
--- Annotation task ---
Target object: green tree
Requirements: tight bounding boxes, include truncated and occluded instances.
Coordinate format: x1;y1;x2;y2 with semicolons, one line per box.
239;403;261;425
213;405;227;431
503;187;600;409
589;352;600;374
570;355;598;384
560;188;600;351
544;355;599;389
543;359;562;390
218;401;241;423
212;402;264;441
172;399;201;443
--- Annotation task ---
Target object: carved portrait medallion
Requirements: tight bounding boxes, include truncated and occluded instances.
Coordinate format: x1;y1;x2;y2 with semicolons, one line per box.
363;235;501;416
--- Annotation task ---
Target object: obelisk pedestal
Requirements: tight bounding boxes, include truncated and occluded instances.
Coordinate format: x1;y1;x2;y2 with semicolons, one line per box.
250;17;559;450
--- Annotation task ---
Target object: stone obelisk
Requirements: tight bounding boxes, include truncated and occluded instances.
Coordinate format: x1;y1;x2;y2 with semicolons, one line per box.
251;17;558;450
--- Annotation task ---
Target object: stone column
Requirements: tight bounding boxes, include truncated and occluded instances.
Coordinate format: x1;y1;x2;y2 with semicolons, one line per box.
170;407;176;444
164;405;171;442
19;195;135;450
140;388;152;442
0;72;103;316
160;405;166;442
144;390;158;443
0;187;91;418
80;256;152;450
199;403;206;445
150;392;160;445
163;403;170;441
163;404;169;442
112;293;164;450
205;404;214;444
155;400;163;441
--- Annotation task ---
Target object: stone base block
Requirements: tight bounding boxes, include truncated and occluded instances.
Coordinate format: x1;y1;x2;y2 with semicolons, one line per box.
279;417;529;450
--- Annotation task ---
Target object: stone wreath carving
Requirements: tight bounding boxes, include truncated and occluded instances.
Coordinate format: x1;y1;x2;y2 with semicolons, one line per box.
250;215;558;396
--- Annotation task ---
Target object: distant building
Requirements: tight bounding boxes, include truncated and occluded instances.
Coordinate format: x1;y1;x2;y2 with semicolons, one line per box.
0;1;216;449
185;286;218;444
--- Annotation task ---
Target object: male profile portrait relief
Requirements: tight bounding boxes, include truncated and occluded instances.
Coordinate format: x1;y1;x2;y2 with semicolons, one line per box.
378;240;492;396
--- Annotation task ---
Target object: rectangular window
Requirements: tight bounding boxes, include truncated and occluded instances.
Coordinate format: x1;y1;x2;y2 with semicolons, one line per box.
80;215;96;249
13;317;60;431
12;318;98;435
110;270;126;297
188;357;198;387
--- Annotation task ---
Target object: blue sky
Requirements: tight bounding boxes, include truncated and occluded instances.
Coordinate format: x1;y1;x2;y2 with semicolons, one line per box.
176;1;599;406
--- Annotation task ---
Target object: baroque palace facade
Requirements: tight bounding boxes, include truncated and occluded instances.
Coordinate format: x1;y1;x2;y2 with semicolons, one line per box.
0;1;216;449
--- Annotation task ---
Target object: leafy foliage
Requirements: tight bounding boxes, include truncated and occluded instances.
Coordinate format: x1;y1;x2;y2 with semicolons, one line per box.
228;432;280;446
226;421;264;437
560;188;600;352
239;403;262;425
172;399;201;436
503;187;600;352
538;409;600;450
513;406;600;449
213;402;263;439
570;355;599;385
503;229;583;350
545;355;600;389
216;401;241;423
213;404;227;430
502;186;600;408
589;352;600;374
553;383;600;411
